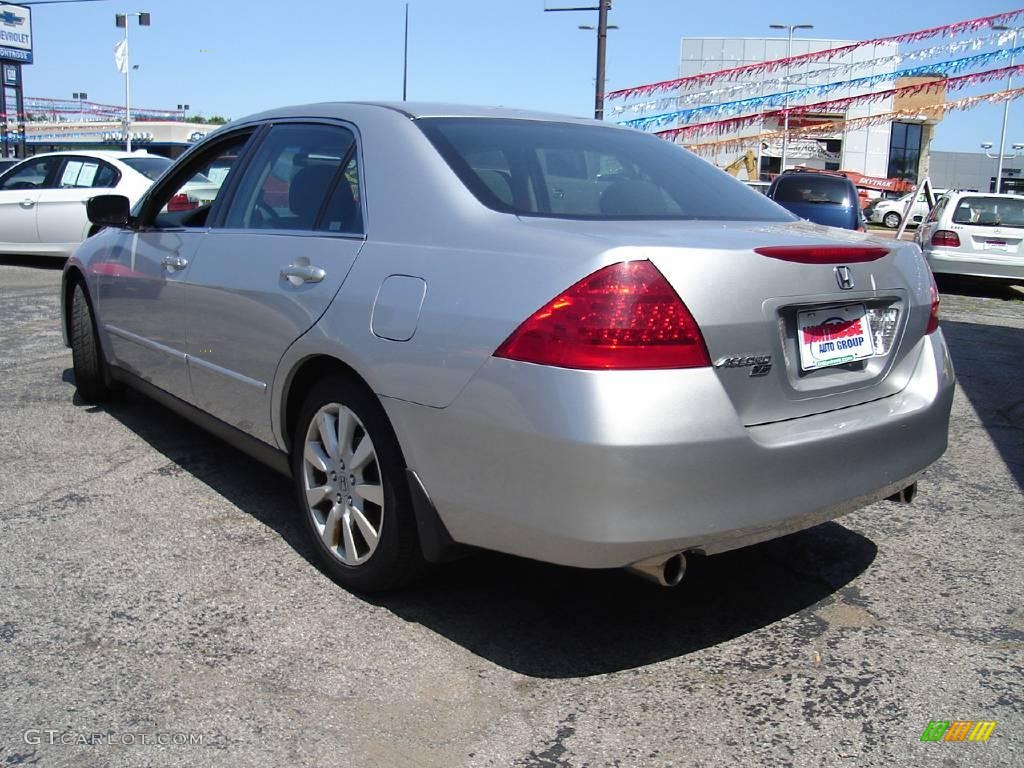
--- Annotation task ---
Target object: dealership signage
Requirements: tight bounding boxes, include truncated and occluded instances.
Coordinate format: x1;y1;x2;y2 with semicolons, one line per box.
0;3;31;63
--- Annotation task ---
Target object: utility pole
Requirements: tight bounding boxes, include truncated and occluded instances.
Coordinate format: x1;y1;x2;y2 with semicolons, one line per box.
594;0;609;120
769;22;813;174
402;3;409;101
545;1;613;120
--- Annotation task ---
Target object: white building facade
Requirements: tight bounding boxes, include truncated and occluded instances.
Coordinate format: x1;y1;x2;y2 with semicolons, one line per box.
677;37;901;180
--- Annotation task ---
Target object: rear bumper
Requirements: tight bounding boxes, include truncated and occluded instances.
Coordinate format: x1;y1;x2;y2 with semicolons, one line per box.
384;331;955;569
926;247;1024;281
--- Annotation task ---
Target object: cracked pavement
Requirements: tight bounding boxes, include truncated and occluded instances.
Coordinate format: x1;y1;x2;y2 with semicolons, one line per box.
0;258;1021;767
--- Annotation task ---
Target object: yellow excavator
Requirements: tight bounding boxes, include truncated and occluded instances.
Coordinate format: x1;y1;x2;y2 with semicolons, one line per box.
722;150;758;180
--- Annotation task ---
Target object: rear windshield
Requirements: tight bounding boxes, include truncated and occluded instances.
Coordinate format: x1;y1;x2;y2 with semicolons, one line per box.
772;174;853;206
120;156;172;181
951;196;1024;227
417;118;794;222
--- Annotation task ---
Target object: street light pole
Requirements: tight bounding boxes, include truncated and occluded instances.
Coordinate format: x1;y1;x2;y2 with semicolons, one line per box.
402;3;409;101
770;22;813;174
116;11;150;152
545;1;614;120
594;0;609;119
993;25;1018;193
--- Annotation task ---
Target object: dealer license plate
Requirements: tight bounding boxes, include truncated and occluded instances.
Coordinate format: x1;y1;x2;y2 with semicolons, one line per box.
797;304;875;371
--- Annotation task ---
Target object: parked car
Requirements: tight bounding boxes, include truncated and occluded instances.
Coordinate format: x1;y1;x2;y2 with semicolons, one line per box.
766;169;864;230
62;103;954;592
868;190;945;229
915;191;1024;283
0;150;167;258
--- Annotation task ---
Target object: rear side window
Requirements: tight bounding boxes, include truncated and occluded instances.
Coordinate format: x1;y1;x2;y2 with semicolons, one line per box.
121;156;172;181
418;118;793;222
952;196;1024;227
222;123;360;232
58;158;119;188
772;175;853;206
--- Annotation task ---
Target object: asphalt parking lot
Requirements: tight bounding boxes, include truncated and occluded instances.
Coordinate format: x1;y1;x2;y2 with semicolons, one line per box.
0;257;1021;768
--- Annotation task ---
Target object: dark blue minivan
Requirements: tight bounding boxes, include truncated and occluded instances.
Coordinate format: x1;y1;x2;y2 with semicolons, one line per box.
767;169;865;230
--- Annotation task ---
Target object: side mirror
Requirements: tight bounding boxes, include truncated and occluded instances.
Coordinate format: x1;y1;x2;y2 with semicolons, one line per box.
87;194;134;229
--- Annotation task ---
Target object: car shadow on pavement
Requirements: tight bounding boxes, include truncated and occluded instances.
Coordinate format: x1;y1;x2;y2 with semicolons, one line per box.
64;375;316;564
66;369;877;679
0;255;66;270
367;523;875;678
940;319;1024;490
936;274;1023;302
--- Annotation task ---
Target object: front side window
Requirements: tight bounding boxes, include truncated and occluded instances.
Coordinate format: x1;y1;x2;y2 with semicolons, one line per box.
223;123;359;232
418;118;793;222
145;134;252;228
0;157;56;190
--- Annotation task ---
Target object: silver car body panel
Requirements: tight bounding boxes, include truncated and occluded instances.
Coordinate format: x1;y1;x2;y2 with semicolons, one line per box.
63;102;955;570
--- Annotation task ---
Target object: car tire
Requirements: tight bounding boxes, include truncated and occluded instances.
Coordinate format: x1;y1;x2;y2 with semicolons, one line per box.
69;281;114;403
291;374;425;592
883;212;901;229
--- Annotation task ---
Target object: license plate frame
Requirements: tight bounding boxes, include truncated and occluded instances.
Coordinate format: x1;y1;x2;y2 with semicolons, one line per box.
797;304;875;371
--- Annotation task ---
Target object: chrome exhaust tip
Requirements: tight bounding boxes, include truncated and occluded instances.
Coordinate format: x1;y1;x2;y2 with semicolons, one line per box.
626;552;687;587
887;481;918;504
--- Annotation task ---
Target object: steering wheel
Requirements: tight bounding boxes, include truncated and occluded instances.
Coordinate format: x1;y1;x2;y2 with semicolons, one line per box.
254;199;282;228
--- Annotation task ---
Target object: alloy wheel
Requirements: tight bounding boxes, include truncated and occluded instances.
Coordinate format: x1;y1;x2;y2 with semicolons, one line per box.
301;403;384;566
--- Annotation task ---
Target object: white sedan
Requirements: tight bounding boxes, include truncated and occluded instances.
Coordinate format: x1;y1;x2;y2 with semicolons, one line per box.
0;150;172;258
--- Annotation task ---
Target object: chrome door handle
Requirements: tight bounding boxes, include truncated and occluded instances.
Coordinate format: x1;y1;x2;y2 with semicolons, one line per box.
161;256;189;271
281;264;326;285
20;199;34;209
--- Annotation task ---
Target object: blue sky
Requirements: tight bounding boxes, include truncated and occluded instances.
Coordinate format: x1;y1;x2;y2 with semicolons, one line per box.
21;0;1022;152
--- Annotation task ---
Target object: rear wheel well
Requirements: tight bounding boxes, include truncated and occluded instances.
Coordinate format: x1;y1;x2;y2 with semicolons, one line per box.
282;356;381;453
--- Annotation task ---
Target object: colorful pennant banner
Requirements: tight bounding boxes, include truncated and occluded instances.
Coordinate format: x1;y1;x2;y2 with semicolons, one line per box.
681;88;1024;157
651;65;1024;142
608;8;1024;101
621;46;1024;131
611;30;1017;116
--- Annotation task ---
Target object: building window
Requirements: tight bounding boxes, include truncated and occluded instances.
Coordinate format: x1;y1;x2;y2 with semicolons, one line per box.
888;122;922;183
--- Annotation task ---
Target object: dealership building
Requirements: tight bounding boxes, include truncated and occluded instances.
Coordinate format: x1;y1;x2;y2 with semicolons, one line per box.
15;119;215;159
676;36;944;184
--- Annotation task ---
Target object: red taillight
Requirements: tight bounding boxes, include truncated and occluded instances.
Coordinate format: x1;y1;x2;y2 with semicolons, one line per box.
930;230;960;248
754;245;889;264
926;274;940;334
494;261;710;370
167;193;198;212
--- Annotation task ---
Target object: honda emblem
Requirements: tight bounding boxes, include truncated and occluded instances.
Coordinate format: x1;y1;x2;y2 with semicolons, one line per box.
835;266;854;290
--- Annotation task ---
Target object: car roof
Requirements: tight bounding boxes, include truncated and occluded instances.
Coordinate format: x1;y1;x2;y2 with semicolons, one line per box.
945;191;1023;200
236;101;610;128
13;150;163;162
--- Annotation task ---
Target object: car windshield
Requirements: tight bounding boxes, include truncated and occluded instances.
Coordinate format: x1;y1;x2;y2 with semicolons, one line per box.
417;118;794;222
772;175;851;206
120;156;173;181
951;196;1024;227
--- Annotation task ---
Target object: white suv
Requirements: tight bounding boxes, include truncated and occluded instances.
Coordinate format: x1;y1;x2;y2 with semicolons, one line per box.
916;192;1024;282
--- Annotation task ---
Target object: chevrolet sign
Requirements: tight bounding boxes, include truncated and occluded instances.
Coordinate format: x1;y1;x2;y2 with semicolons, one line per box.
0;3;31;64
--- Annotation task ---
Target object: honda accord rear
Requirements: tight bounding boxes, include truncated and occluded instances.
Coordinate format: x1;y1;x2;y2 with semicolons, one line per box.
65;104;955;592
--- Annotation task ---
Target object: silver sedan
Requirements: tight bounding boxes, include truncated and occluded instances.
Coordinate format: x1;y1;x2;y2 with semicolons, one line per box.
61;103;955;591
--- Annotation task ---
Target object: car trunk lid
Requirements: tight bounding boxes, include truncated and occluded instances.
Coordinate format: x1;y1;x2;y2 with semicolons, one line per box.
517;218;934;426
